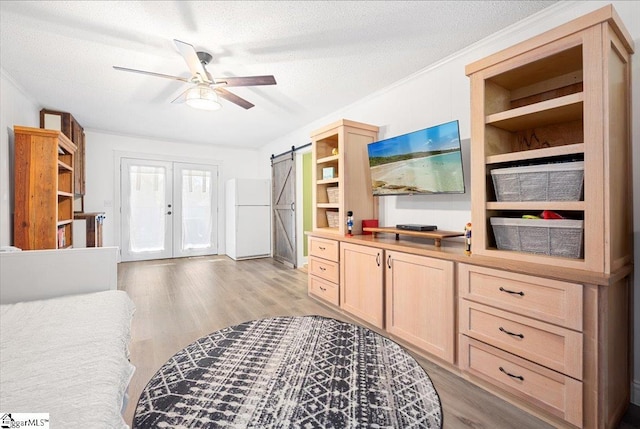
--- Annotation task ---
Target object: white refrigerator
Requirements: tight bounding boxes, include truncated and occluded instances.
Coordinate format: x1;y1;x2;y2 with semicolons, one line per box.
225;178;271;260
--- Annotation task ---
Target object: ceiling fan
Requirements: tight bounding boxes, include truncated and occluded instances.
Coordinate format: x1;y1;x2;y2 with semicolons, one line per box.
113;39;276;110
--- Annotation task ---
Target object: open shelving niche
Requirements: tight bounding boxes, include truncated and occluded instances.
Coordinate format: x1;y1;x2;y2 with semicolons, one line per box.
472;42;589;268
57;144;74;248
314;139;340;232
311;120;378;236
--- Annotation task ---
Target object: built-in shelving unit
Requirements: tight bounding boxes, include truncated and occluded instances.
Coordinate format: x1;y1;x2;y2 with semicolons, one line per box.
311;119;378;235
468;15;633;273
463;5;634;427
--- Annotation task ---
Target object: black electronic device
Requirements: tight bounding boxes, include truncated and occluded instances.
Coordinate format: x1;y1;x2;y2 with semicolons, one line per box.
396;224;437;231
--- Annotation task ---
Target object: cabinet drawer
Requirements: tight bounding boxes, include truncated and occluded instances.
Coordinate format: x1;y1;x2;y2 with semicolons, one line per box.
460;336;582;427
460;301;582;380
308;256;339;283
308;275;339;306
459;264;582;331
308;237;339;262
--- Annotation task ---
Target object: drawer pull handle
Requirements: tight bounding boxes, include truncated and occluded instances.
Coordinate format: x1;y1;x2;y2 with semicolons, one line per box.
319;286;326;292
319;246;326;251
319;266;326;271
499;366;524;381
499;327;524;339
499;287;524;296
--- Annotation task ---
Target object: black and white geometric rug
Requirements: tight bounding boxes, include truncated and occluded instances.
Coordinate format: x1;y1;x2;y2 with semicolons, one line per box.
133;316;442;428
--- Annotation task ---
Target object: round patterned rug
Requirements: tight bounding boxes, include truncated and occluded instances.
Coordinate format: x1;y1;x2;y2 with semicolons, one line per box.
133;316;442;428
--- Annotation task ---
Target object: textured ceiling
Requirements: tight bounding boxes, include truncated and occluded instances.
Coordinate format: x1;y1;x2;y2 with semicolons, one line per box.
0;1;557;149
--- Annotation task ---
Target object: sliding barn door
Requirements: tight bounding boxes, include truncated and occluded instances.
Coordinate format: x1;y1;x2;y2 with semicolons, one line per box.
272;153;296;267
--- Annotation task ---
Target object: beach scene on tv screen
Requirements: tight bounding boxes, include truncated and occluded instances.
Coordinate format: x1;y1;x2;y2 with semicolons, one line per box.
368;121;465;195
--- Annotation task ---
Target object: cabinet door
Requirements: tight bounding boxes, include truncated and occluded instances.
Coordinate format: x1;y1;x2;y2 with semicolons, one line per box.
340;242;384;328
386;251;455;363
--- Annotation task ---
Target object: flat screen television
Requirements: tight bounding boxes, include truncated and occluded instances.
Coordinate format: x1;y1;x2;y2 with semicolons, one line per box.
367;120;465;196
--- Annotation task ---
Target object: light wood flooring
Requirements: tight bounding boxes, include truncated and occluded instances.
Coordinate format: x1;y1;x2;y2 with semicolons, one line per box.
119;255;555;428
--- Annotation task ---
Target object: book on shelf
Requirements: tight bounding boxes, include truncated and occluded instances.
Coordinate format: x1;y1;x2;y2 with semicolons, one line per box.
57;226;66;248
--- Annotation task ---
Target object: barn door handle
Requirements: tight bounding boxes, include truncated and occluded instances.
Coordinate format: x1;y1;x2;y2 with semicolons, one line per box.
290;202;295;211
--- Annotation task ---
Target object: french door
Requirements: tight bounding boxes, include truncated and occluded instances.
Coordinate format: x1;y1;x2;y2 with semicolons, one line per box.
121;158;218;261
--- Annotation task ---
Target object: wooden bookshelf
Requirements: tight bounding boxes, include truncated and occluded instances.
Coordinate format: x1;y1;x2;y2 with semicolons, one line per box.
13;126;76;250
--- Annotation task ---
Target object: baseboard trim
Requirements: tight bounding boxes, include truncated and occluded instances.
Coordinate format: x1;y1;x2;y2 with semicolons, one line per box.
632;381;640;405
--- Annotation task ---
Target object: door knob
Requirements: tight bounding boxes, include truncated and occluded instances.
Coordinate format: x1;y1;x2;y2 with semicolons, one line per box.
167;211;172;215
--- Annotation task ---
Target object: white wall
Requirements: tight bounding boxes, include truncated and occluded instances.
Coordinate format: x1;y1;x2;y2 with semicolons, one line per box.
0;70;40;247
83;130;264;253
258;0;640;402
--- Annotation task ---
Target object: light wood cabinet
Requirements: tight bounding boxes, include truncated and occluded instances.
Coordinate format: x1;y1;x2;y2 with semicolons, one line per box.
307;236;340;306
460;336;583;426
306;222;631;427
40;109;86;196
13;126;76;249
463;6;633;427
340;242;384;328
311;119;378;235
459;299;583;380
466;5;633;274
385;251;455;363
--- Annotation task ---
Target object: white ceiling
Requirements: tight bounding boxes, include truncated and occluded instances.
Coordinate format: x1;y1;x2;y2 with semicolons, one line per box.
0;1;557;149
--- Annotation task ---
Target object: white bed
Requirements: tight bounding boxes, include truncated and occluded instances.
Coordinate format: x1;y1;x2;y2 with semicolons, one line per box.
0;247;135;428
0;290;135;428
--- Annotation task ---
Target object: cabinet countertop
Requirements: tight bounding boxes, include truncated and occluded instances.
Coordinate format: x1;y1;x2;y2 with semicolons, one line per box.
305;230;631;286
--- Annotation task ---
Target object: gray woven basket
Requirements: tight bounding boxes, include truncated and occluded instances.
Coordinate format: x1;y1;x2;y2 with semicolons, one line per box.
490;217;584;258
491;161;584;202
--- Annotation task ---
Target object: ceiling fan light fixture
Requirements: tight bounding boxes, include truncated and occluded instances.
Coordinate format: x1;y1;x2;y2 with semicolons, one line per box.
185;85;221;111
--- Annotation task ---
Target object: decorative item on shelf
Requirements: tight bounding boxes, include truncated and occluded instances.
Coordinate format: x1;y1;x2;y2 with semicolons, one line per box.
346;211;354;237
322;167;335;180
327;187;339;204
362;219;378;235
331;148;339;156
464;222;472;255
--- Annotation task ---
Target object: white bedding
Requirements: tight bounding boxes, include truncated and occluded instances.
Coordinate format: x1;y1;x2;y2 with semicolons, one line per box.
0;290;135;428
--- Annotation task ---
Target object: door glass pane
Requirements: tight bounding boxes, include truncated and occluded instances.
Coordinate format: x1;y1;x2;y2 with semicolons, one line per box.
181;168;213;250
128;165;166;252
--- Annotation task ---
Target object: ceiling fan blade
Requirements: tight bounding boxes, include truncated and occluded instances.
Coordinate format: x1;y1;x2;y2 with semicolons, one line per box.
113;66;190;82
174;39;211;83
214;75;277;87
215;87;254;109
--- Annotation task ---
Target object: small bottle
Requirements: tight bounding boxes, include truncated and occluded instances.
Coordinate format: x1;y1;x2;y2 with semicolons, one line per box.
346;211;354;237
464;222;472;255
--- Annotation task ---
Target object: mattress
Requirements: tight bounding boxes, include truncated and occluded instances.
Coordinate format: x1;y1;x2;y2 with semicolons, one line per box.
0;290;135;428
